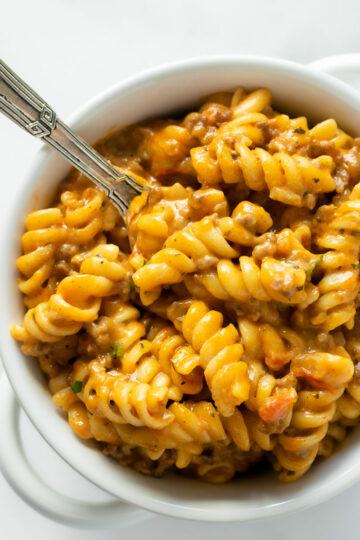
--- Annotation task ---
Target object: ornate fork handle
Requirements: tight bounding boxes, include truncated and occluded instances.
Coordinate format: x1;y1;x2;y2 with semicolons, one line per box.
0;59;147;219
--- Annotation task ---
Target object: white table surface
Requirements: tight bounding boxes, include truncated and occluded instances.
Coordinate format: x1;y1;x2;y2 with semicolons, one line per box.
1;1;360;538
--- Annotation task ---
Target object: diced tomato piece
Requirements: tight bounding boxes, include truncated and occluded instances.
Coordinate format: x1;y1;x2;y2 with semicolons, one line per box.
258;389;297;424
296;367;337;394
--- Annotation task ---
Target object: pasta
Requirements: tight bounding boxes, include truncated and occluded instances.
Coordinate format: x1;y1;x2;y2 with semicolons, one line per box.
166;298;250;417
182;228;320;306
132;200;273;304
11;85;360;484
192;143;335;209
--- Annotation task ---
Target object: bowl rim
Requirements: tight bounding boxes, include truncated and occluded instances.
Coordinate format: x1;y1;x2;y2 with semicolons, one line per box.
3;54;360;521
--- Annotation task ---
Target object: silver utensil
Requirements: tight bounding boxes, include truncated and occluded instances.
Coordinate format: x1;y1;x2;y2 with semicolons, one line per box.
0;59;148;219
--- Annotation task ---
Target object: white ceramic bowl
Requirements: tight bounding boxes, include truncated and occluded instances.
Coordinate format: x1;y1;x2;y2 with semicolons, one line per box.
3;55;360;525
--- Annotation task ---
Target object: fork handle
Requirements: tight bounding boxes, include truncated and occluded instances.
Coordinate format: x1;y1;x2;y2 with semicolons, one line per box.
0;59;146;218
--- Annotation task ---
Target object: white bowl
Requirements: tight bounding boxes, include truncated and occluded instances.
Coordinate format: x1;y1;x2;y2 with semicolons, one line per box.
2;55;360;523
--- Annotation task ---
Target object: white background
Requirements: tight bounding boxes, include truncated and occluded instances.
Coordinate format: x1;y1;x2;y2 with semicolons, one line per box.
1;1;360;538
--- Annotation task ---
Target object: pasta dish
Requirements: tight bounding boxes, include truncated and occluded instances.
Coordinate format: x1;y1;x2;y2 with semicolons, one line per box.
10;86;360;483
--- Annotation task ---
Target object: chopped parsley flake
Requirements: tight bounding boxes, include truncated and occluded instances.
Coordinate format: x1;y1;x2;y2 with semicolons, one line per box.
305;254;324;277
130;279;138;289
71;381;82;394
110;343;124;359
142;259;147;266
352;264;358;269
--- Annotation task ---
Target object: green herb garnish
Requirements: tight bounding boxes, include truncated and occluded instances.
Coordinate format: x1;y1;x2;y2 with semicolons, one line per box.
294;127;305;134
305;254;324;277
130;279;138;289
71;381;82;394
110;343;124;359
142;259;147;266
352;264;358;269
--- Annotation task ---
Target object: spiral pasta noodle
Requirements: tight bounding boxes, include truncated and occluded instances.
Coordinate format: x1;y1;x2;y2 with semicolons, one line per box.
16;208;68;308
184;229;320;306
166;299;250;417
192;133;335;209
300;184;360;332
113;401;227;467
128;183;230;267
273;346;354;480
11;244;132;344
61;187;106;244
133;200;273;304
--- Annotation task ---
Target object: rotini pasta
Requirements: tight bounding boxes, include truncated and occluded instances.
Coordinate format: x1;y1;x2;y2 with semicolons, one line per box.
132;200;273;305
166;299;250;417
183;228;320;306
16;208;68;308
11;85;360;484
192;141;335;209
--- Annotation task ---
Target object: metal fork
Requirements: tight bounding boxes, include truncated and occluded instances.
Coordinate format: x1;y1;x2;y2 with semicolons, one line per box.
0;59;148;220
